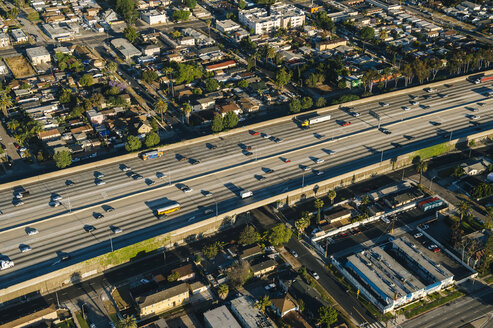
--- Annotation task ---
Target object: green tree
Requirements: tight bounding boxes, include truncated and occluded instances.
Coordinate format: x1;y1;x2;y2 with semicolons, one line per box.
238;80;249;88
203;243;219;259
301;97;313;110
318;306;338;327
125;135;142;152
205;79;219;92
53;150;72;169
218;284;229;299
0;93;12;116
79;74;93;87
228;260;251;287
328;190;336;205
116;0;137;23
275;67;292;90
59;88;72;104
211;114;223;132
167;271;179;282
181;103;191;124
239;225;260;245
185;0;196;9
255;295;271;314
107;61;118;73
289;98;302;113
116;315;137;328
269;224;292;246
316;97;326;108
124;25;139;43
453;166;464;178
314;198;324;225
7;8;19;19
223;111;239;129
142;70;158;83
173;10;191;21
457;201;470;225
155;99;168;122
7;119;19;132
238;0;246;9
359;26;375;41
145;132;160;148
175;63;203;84
295;213;311;234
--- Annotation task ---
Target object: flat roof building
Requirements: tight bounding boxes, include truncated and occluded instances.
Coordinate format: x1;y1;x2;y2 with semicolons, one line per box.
111;38;141;60
203;305;241;328
230;296;274;328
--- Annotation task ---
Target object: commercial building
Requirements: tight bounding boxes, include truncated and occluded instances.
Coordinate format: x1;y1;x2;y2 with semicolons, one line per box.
203;305;241;328
111;38;142;60
238;4;304;35
10;29;28;43
141;9;167;25
230;296;274;328
26;46;51;65
42;23;79;40
216;19;240;33
340;237;454;313
0;33;10;48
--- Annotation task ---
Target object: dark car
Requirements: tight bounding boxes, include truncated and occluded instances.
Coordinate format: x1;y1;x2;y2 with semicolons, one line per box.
84;225;96;232
94;213;104;219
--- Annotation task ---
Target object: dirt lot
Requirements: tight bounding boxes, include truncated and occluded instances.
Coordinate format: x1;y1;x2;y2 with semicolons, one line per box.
5;56;36;78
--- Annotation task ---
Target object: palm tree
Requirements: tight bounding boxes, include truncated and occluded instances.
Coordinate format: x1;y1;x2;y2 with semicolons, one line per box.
7;119;19;132
314;198;324;224
328;190;336;205
163;67;174;96
295;215;310;234
255;295;271;313
415;159;427;185
181;103;191;124
154;99;168;122
457;201;470;225
0;93;12;116
116;315;137;328
218;284;229;300
206;19;211;38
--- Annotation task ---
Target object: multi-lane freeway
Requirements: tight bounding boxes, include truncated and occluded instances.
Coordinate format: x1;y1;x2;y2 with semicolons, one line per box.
1;79;493;289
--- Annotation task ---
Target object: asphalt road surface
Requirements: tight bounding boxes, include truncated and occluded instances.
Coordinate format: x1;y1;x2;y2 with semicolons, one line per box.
1;79;493;288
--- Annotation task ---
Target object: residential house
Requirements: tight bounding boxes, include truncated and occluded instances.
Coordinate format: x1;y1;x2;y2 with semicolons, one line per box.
315;38;348;51
26;46;51;66
0;33;9;48
270;294;298;317
101;9;119;24
191;97;215;112
460;157;493;176
136;121;152;134
86;110;104;125
70;125;93;135
237;97;259;112
189;281;209;294
137;283;190;319
216;101;241;117
2;304;61;328
142;44;161;57
251;258;277;277
38;128;61;141
206;60;236;72
204;306;241;328
171;263;196;282
240;245;262;260
324;206;352;224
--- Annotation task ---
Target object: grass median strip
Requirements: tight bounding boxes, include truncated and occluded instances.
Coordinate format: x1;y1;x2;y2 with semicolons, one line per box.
403;290;464;319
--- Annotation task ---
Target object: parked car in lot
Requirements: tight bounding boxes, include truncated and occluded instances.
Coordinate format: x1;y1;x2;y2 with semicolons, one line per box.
287;248;298;258
308;269;319;280
414;233;423;239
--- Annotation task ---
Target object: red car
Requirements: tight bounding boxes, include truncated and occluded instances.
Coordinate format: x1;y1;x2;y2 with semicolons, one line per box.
13;142;20;149
433;248;441;253
251;131;259;136
282;158;291;163
341;121;352;126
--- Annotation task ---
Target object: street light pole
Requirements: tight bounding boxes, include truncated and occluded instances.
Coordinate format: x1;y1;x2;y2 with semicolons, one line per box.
109;233;113;252
302;172;305;187
449;131;453;142
380;150;384;163
429;176;437;192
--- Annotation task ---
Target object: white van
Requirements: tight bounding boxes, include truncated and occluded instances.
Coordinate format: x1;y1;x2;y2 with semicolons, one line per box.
240;190;253;199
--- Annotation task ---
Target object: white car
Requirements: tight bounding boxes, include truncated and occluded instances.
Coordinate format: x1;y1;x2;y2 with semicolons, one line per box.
402;106;410;111
122;166;131;172
112;227;122;234
310;270;320;280
410;100;419;105
414;233;423;239
302;166;310;171
49;201;61;207
314;170;324;176
52;195;62;201
203;191;213;197
380;102;389;107
315;158;324;164
262;134;271;139
350;112;360;117
182;187;192;193
471;115;480;120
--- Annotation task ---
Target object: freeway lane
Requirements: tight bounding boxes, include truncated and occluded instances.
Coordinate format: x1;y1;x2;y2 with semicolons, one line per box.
1;79;493;288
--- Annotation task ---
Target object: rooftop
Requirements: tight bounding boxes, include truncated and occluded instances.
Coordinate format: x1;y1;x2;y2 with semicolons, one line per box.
137;283;189;308
203;305;241;328
230;296;274;328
